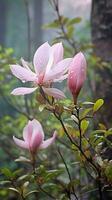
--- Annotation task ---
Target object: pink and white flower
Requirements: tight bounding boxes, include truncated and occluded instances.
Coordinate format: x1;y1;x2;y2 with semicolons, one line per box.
10;42;72;99
68;52;87;104
13;119;56;153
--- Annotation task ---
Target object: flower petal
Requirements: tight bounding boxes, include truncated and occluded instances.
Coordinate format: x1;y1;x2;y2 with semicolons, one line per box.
53;74;68;82
45;43;64;76
33;42;51;75
42;87;66;99
23;121;33;143
39;131;57;149
21;58;30;70
11;87;37;95
44;58;72;82
30;129;43;153
51;42;63;64
13;136;29;149
68;52;86;98
31;119;44;141
10;65;36;82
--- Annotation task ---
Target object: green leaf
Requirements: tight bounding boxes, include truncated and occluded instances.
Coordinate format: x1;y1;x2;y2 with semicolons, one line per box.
8;188;20;194
81;108;92;118
105;164;112;181
23;181;29;188
98;123;107;130
71;115;78;123
1;168;12;178
42;20;60;29
39;104;46;112
67;25;74;38
18;174;29;181
43;16;68;29
25;190;38;197
67;17;82;25
93;99;104;113
15;156;31;163
0;180;11;185
81;120;89;135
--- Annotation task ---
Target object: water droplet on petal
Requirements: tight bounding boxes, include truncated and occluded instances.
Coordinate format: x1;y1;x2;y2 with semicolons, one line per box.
22;80;26;83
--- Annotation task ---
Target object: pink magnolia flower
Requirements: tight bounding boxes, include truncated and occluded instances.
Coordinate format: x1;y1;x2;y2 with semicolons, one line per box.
13;119;56;154
68;52;87;104
10;42;72;99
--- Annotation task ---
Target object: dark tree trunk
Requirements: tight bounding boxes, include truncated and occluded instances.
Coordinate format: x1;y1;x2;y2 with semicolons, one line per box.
24;0;43;60
91;0;112;62
0;0;7;46
91;1;112;200
91;0;112;125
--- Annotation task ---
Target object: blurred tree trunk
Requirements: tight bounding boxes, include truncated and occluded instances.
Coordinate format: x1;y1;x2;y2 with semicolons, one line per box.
91;1;112;200
91;0;112;125
0;0;7;45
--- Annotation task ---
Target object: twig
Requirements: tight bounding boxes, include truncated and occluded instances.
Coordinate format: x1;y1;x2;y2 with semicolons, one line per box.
51;0;77;53
38;185;56;199
58;148;79;200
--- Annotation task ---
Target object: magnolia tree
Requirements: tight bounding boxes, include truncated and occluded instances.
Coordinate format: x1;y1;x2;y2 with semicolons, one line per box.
1;42;112;200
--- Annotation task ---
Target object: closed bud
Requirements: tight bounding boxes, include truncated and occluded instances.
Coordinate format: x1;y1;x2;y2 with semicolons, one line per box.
68;52;87;104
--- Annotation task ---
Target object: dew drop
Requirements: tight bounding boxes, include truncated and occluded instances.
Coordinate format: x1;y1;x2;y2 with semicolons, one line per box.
22;80;26;83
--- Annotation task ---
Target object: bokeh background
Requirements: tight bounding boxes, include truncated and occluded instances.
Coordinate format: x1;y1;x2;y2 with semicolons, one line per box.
0;0;112;199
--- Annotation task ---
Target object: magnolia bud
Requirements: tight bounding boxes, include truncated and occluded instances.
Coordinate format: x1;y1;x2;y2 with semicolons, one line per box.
68;52;87;104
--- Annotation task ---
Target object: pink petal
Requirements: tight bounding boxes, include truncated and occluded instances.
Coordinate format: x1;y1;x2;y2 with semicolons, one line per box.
30;129;43;153
42;87;66;99
11;87;37;95
10;65;36;82
31;119;44;141
39;131;57;149
45;43;64;76
51;42;63;64
13;136;29;149
33;42;51;75
44;58;72;82
23;121;33;143
21;58;30;70
68;52;87;102
53;74;68;82
45;52;54;75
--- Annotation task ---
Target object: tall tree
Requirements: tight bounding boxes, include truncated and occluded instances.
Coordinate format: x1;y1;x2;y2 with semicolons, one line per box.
91;0;112;125
91;1;112;199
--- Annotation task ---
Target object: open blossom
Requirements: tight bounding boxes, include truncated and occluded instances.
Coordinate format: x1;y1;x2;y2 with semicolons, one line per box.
13;119;56;154
68;52;87;104
10;42;72;99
